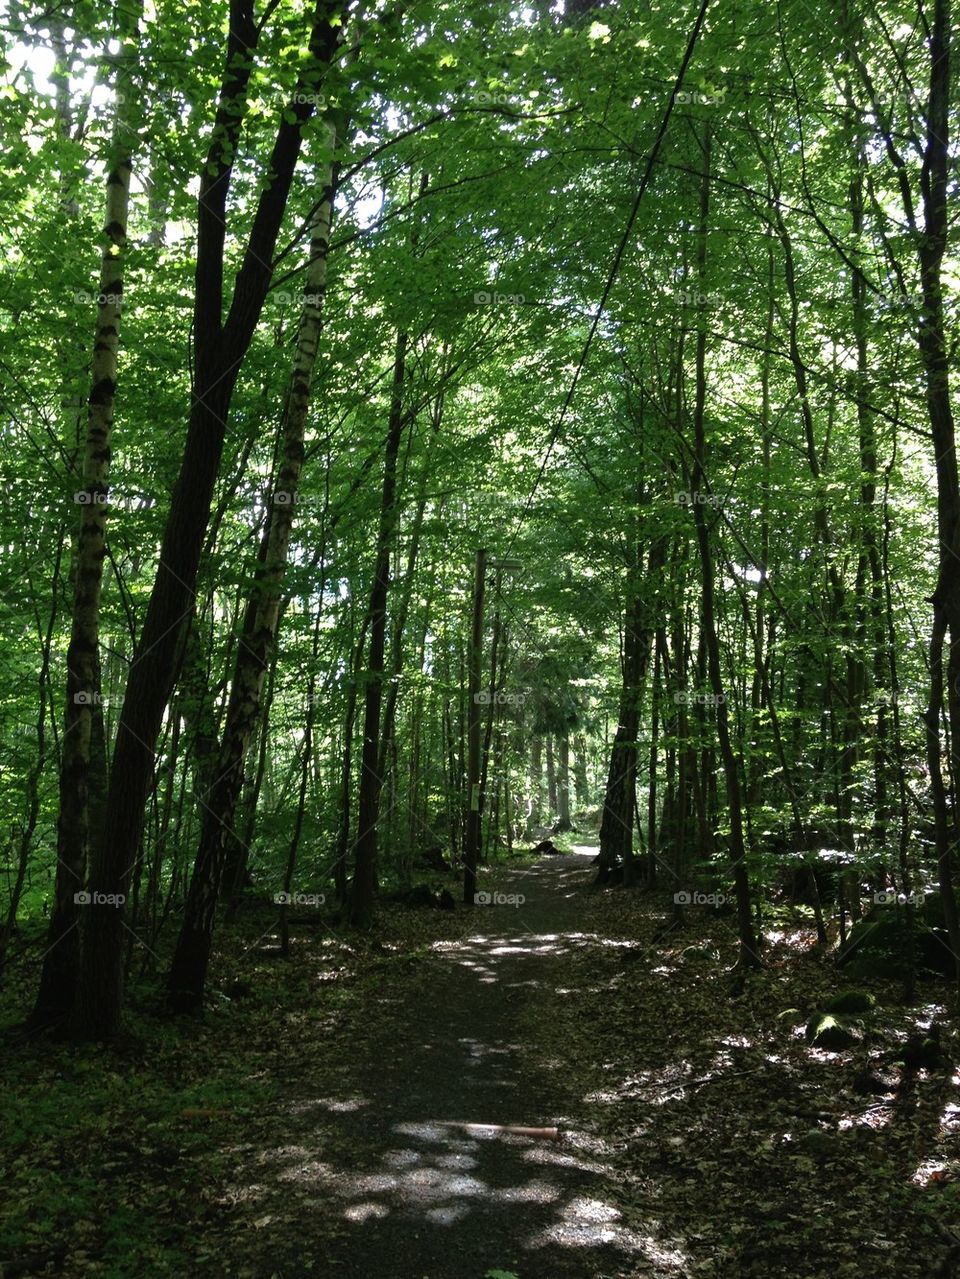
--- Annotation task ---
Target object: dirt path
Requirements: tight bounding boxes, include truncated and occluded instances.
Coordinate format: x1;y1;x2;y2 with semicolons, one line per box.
7;852;955;1278
231;852;652;1279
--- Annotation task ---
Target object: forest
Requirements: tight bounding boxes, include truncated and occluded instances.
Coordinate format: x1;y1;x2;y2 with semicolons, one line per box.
0;0;959;1274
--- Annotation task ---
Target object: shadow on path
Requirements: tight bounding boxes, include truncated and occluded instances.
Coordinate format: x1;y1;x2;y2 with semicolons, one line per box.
230;853;683;1279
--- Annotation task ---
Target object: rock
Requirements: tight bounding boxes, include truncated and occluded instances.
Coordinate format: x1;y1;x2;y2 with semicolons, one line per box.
805;1013;862;1050
823;989;875;1014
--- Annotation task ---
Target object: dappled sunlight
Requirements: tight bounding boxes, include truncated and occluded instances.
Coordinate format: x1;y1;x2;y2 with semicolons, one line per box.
522;1143;612;1175
382;1148;422;1168
287;1095;371;1115
343;1202;389;1223
837;1109;895;1132
301;1111;670;1264
205;857;724;1274
229;1101;659;1262
424;1203;471;1224
195;855;960;1278
530;1195;691;1267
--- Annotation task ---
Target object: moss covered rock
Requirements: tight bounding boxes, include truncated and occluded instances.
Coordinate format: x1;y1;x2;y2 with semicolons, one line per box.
805;1013;862;1050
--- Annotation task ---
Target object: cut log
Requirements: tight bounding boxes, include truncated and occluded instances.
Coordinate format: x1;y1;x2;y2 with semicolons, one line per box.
456;1122;561;1140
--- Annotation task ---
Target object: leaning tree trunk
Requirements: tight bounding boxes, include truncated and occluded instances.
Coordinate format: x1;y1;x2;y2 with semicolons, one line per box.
27;32;135;1030
69;1;343;1040
167;128;337;1012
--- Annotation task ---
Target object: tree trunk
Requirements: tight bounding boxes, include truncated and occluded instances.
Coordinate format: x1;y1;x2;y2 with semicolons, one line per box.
349;331;408;927
167;127;337;1011
70;1;342;1039
545;736;558;816
687;123;759;970
527;737;543;835
917;0;960;988
462;548;487;904
597;530;663;884
555;736;572;831
28;33;135;1029
572;734;589;808
333;611;370;904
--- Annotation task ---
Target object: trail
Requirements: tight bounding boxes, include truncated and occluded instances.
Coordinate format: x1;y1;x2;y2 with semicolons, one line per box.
236;852;657;1279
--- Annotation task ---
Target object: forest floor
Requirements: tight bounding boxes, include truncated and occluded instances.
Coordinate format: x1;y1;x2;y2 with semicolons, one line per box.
2;851;960;1278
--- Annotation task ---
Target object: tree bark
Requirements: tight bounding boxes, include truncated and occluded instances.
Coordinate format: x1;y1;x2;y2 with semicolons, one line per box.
167;126;337;1011
28;29;136;1029
687;123;759;969
69;0;343;1039
349;331;409;927
917;0;960;987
